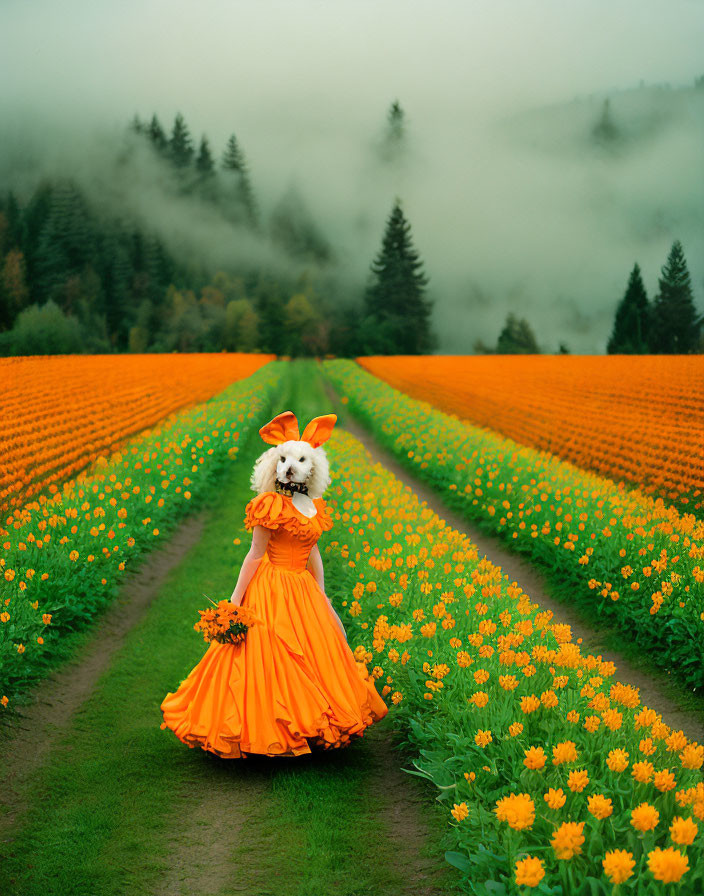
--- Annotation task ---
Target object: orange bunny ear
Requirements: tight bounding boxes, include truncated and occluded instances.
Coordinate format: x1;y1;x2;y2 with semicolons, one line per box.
259;411;300;445
300;413;337;448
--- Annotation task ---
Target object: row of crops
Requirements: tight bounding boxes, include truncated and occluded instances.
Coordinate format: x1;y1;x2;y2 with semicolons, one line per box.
358;355;704;512
0;358;283;706
321;427;704;893
323;359;704;693
0;352;274;514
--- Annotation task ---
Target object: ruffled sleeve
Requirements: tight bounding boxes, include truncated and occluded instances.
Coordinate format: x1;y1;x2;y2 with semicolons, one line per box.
315;498;334;532
243;491;286;531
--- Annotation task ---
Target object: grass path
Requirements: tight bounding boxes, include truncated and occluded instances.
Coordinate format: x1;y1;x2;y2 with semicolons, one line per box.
0;360;461;896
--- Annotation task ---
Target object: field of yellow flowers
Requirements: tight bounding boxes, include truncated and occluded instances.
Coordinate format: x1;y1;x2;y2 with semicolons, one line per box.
323;359;704;691
0;361;283;708
0;352;274;514
358;355;704;512
321;427;704;894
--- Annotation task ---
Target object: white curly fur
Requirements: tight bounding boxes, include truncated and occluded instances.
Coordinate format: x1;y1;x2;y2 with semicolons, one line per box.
250;439;331;499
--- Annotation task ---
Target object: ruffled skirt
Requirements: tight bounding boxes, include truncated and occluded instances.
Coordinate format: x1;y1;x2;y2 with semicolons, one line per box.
160;554;388;758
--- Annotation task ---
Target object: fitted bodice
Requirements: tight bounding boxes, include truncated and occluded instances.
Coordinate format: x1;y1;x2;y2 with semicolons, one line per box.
266;524;320;571
243;490;334;573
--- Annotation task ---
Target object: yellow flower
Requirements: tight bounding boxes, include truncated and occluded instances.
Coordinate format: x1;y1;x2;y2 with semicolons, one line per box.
602;849;635;884
606;748;629;772
631;802;659;832
469;691;489;708
475;729;492;748
552;741;578;765
540;689;558;708
451;802;469;822
601;709;623;731
680;743;704;770
520;695;540;714
666;730;688;753
508;721;523;737
523;746;547;770
551;821;585;860
631;760;654;783
587;794;613;820
495;793;535;831
514;856;545;888
567;769;589;793
653;769;677;792
544;787;566;810
639;737;656;756
669;816;698;845
647;847;689;884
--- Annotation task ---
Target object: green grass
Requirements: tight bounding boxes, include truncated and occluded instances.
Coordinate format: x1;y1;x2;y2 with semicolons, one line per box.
0;361;460;896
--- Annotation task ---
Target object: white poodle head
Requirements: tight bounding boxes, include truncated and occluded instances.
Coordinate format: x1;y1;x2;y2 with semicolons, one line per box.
250;439;331;499
251;410;336;499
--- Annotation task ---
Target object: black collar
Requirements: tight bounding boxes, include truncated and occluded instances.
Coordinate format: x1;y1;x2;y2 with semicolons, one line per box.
274;478;309;497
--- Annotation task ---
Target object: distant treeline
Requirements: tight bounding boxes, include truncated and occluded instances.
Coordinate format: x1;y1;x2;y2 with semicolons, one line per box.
0;105;701;356
474;239;703;355
0;105;435;357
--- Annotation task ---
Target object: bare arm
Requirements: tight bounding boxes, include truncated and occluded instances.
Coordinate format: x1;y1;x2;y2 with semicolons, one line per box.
307;544;348;641
230;525;271;605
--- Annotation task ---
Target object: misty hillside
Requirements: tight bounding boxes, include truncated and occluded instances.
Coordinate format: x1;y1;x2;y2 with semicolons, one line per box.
498;81;704;154
1;79;702;356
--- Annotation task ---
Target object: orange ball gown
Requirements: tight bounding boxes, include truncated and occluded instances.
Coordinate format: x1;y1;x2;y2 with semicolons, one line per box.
160;490;388;758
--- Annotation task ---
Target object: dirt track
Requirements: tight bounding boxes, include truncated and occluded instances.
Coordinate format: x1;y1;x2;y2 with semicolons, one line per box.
0;510;209;838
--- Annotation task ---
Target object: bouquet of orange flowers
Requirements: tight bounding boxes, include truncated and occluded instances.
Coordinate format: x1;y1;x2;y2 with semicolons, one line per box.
194;593;261;645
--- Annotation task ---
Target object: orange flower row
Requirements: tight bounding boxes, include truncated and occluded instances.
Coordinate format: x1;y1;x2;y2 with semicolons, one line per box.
0;353;275;514
357;355;704;510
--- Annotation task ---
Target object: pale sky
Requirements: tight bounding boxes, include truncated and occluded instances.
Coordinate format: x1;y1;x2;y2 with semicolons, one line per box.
2;0;703;352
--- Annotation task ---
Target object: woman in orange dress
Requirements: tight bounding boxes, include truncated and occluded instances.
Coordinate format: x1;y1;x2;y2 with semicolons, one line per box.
160;410;388;758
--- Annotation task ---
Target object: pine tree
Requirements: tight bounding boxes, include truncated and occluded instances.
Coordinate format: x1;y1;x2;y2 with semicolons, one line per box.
0;190;22;253
387;100;404;143
649;240;703;353
378;99;406;165
99;231;132;349
195;135;215;176
34;179;95;303
128;113;144;136
496;313;540;353
222;134;258;228
607;262;651;353
147;114;168;153
362;198;434;354
168;113;194;168
269;185;331;264
592;97;619;146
